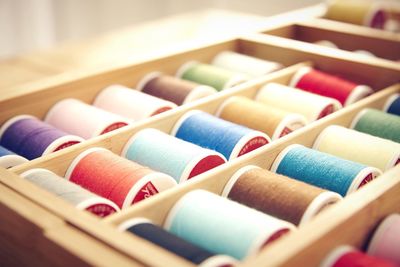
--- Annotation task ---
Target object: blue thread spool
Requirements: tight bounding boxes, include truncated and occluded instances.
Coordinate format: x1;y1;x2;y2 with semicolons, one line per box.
164;189;295;260
171;110;270;160
0;145;28;168
383;93;400;116
271;144;381;196
122;128;226;183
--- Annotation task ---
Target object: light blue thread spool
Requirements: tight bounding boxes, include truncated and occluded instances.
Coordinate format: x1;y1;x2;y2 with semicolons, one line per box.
121;128;226;183
171;110;270;160
271;144;381;196
164;189;295;260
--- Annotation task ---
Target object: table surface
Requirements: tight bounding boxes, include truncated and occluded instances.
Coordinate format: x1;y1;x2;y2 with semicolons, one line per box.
0;9;270;91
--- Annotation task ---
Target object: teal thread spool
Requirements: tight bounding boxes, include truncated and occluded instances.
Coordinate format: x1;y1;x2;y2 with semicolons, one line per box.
351;108;400;143
176;61;248;91
271;144;381;196
122;128;226;183
164;189;295;260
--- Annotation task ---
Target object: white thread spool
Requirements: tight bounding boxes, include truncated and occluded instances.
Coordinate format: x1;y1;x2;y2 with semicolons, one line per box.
211;51;283;77
255;83;342;122
93;85;177;120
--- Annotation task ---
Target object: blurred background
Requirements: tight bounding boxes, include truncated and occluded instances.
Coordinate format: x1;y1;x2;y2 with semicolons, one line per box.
0;0;321;59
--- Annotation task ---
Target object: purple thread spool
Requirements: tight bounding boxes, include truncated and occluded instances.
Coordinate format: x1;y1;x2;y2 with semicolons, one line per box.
0;115;83;160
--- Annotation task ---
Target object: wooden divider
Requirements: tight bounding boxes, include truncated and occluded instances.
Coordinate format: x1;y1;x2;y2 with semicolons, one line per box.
263;18;400;61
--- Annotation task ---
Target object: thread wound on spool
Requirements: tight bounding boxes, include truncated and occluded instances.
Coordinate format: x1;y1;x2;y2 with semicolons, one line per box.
314;125;400;171
211;51;283;77
93;84;177;120
119;218;237;266
137;72;217;105
217;96;306;140
172;110;269;160
65;147;177;209
290;67;373;106
383;94;400;116
122;128;226;183
256;83;342;122
164;189;295;260
223;166;342;225
176;61;248;91
320;245;397;267
21;168;119;217
325;0;387;29
45;98;130;139
0;115;83;160
271;144;381;196
351;108;400;143
367;214;400;265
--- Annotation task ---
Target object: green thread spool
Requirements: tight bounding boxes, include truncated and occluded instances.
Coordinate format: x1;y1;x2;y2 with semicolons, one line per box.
351;109;400;143
176;61;248;91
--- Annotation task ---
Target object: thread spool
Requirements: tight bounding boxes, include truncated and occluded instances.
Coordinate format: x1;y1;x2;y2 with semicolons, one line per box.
367;214;400;264
320;245;397;267
216;96;306;140
0;145;28;168
222;166;342;226
256;83;342;122
171;110;270;160
165;189;295;260
325;0;387;29
290;67;373;106
118;218;238;267
137;72;217;105
271;144;382;196
122;128;226;183
211;51;283;77
93;84;177;120
383;93;400;116
65;148;177;209
45;98;130;139
351;108;400;143
176;61;248;91
314;40;339;49
20;168;119;217
314;41;376;57
314;125;400;171
0;115;83;160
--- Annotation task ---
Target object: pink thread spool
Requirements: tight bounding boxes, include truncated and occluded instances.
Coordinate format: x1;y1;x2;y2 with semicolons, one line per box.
367;214;400;265
93;85;177;120
45;98;130;139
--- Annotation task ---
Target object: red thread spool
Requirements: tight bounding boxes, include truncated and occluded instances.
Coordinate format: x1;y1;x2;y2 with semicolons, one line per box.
290;67;373;106
65;148;177;209
321;246;398;267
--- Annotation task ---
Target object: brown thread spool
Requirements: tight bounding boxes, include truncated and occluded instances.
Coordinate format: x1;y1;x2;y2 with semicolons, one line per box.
216;96;307;140
222;166;342;225
137;72;217;105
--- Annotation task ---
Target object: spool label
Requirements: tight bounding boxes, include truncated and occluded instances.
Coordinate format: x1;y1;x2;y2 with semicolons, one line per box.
262;228;290;248
132;182;159;203
150;106;173;116
86;203;118;217
100;122;128;135
357;173;375;189
279;127;293;138
238;137;269;157
188;155;225;179
317;104;335;120
54;141;81;152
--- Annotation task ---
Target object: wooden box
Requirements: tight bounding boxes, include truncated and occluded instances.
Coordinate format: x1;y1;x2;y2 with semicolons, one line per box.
0;5;399;267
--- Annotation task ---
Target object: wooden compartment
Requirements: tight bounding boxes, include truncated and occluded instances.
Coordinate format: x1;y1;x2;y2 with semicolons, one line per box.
263;18;400;62
1;6;400;266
